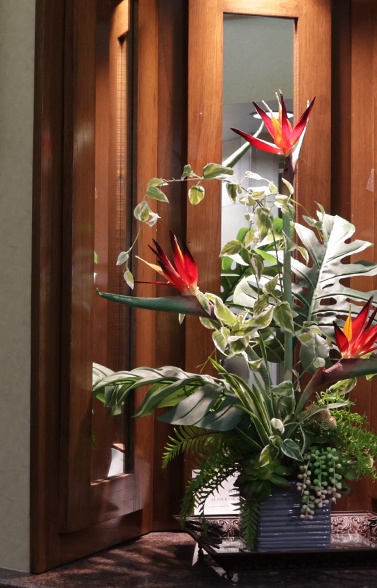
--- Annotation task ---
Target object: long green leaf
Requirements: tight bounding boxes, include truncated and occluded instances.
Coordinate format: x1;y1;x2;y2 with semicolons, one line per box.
214;368;272;445
93;363;243;425
97;291;209;316
158;389;242;431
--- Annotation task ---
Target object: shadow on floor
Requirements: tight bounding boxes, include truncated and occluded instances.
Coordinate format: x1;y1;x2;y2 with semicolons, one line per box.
1;532;377;587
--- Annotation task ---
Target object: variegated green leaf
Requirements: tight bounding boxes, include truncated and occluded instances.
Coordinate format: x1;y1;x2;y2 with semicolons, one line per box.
123;269;134;289
202;163;234;179
116;251;129;266
146;185;169;202
134;200;151;222
281;439;302;461
188;184;205;205
213;298;238;326
256;207;273;240
273;301;295;333
181;164;192;179
270;418;284;435
213;328;230;353
147;177;165;189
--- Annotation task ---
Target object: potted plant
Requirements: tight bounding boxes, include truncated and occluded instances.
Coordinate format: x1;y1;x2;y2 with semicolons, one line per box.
93;93;377;551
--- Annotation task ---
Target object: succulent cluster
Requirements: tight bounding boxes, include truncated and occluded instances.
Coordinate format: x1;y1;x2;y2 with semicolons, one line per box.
296;446;346;519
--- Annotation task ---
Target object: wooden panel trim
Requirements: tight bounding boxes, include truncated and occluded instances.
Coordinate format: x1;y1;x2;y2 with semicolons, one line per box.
132;0;159;358
31;0;65;572
186;0;223;347
131;0;160;529
295;0;332;215
370;0;377;504
223;0;301;18
114;0;129;38
151;0;189;529
331;0;351;220
58;0;96;534
91;474;137;524
185;0;224;483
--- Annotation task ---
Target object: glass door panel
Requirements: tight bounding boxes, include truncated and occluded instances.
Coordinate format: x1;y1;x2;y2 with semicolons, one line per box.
222;15;294;245
92;0;132;483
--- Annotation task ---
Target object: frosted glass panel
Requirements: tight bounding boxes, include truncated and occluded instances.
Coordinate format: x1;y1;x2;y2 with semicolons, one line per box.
222;16;294;248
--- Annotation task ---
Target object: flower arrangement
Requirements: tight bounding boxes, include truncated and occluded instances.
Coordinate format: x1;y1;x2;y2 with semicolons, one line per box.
93;92;377;550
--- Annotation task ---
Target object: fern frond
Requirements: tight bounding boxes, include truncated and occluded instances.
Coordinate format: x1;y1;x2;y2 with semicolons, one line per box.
179;444;239;526
162;426;219;469
238;495;260;551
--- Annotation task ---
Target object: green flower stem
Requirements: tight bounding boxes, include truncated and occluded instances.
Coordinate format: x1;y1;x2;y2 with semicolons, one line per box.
222;121;263;168
281;155;295;380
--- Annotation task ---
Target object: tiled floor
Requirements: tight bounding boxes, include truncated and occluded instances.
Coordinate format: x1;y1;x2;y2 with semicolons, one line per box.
1;532;377;587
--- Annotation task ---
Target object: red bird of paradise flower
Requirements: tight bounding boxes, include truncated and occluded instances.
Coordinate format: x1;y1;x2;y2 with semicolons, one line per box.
137;231;198;295
231;91;316;158
333;297;377;359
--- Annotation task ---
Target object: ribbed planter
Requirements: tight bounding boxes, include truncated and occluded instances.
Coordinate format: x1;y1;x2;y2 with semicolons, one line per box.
255;484;331;552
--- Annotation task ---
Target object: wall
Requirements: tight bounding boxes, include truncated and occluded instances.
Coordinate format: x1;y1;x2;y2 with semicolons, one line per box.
0;0;35;571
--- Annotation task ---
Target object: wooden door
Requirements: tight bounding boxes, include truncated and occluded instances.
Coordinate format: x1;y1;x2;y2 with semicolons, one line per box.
31;0;159;572
34;0;372;573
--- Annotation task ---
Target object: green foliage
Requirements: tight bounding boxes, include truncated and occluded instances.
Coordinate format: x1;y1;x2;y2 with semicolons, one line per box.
238;496;260;551
179;442;239;525
93;363;244;430
188;184;205;205
331;409;377;480
202;163;234;179
314;386;377;480
162;426;218;468
296;446;347;518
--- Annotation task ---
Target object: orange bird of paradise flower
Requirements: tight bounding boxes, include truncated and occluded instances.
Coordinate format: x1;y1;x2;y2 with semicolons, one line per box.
231;91;316;158
333;297;377;359
137;231;198;296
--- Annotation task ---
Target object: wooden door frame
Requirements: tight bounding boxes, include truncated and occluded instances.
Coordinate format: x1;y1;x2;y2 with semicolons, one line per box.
31;0;160;573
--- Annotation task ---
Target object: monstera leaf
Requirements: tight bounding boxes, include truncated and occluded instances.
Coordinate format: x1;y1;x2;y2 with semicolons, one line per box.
291;213;377;371
292;213;377;328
